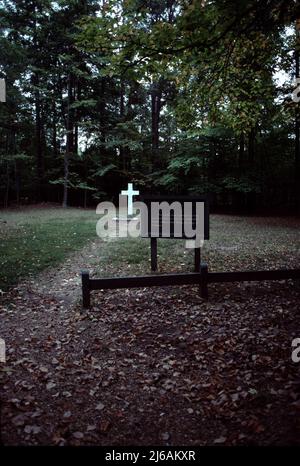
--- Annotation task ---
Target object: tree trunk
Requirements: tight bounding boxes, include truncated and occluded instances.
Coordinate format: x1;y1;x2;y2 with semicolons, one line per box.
34;74;43;200
62;151;69;208
120;78;126;170
295;17;300;212
83;189;87;209
33;5;44;202
248;128;255;164
14;159;20;205
74;79;80;156
100;77;106;143
52;100;58;156
11;131;20;204
4;130;13;208
63;73;74;208
150;82;163;173
151;82;161;152
5;160;10;208
238;132;245;170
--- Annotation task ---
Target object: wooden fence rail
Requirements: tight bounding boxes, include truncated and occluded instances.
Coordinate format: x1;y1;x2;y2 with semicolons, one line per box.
81;265;300;309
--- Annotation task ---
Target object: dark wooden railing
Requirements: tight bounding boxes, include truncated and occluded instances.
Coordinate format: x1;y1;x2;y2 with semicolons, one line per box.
81;265;300;309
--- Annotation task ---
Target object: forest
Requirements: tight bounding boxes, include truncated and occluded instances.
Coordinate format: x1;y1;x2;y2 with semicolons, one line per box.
1;1;300;449
0;0;299;212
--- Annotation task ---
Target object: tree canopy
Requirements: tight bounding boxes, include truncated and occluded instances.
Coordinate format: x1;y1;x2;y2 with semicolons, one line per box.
0;0;299;212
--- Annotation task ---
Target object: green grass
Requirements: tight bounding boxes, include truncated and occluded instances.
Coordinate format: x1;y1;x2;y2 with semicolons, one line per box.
96;236;191;276
1;207;299;290
94;215;300;277
0;207;98;290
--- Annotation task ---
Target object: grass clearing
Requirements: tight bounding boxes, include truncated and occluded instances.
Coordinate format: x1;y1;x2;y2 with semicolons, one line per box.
94;214;300;278
0;207;299;291
0;207;98;290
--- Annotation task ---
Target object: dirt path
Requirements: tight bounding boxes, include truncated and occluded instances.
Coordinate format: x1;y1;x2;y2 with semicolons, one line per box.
22;238;103;306
1;237;300;446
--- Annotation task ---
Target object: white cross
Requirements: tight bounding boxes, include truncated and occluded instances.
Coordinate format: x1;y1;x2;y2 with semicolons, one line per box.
121;183;139;216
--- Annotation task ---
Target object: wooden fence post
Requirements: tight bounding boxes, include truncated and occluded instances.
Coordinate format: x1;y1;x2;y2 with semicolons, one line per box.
81;270;90;309
200;263;208;299
151;238;158;271
194;247;201;272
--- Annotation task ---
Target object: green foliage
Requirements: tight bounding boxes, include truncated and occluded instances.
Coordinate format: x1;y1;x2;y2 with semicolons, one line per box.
0;0;297;211
222;176;261;194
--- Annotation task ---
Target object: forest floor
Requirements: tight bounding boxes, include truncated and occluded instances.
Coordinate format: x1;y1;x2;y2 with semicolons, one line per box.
0;207;300;445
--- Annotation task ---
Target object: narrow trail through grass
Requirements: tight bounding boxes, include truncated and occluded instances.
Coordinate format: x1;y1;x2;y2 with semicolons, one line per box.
1;207;299;293
0;207;98;291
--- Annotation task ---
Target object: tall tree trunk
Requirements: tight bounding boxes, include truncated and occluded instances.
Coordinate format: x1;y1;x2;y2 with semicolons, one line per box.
248;128;255;164
63;73;74;208
34;74;43;201
236;132;245;211
11;131;20;204
52;100;58;156
4;130;10;208
239;132;245;170
5;160;10;208
62;151;69;208
295;17;300;212
99;77;106;144
74;125;78;156
247;128;256;212
33;5;43;202
120;78;126;170
83;189;87;209
74;79;80;156
14;159;20;205
150;81;162;171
